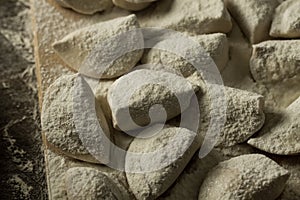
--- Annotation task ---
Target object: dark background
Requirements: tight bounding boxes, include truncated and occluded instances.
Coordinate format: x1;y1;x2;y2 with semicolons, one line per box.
0;0;47;199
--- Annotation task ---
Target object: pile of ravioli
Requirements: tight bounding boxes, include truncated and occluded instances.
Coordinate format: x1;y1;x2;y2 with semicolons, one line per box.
41;0;300;199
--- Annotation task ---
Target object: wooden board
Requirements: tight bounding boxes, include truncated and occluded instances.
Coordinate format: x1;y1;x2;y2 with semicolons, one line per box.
30;1;300;199
30;0;130;199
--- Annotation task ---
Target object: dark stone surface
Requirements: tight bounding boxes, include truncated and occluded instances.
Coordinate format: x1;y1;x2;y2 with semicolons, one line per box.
0;0;47;199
